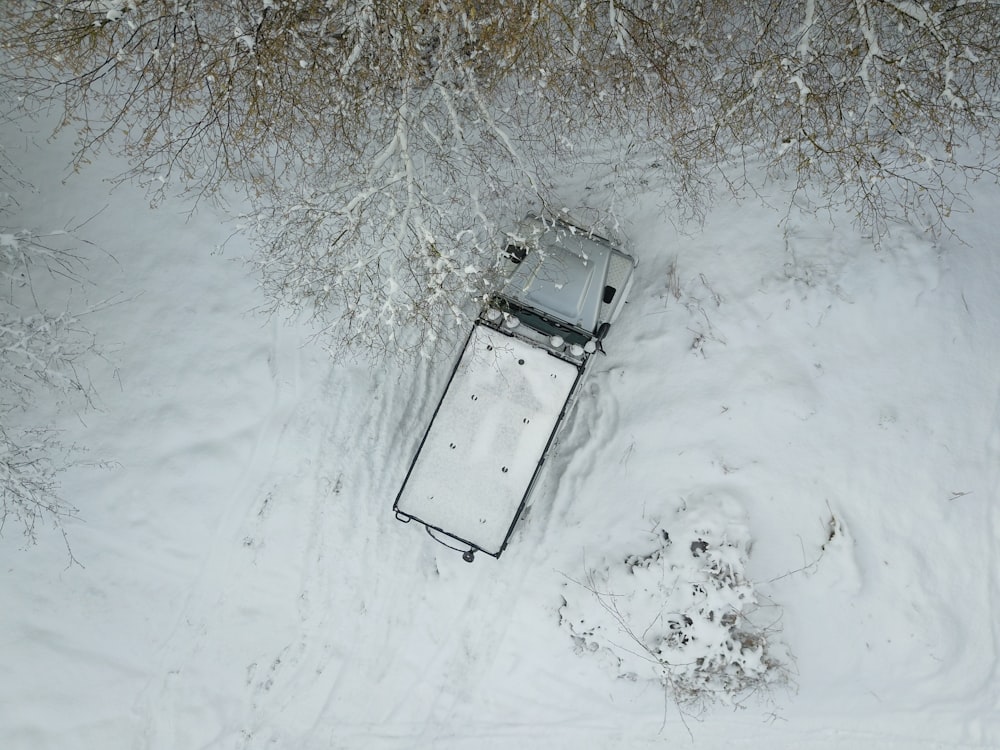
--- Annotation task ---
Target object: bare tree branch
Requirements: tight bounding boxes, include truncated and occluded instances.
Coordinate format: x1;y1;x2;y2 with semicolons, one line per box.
2;0;997;354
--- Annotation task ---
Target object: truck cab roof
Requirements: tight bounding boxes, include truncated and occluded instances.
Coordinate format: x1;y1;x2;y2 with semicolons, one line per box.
499;215;635;335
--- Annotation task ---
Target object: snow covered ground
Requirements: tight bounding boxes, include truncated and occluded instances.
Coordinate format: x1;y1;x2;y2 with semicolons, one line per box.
2;117;999;750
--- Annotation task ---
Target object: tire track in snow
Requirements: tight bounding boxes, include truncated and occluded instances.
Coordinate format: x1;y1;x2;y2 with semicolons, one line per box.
406;362;627;729
314;357;469;719
374;374;599;739
133;315;305;749
986;394;1000;716
328;534;553;746
415;549;543;734
231;337;613;746
542;365;623;533
230;353;447;746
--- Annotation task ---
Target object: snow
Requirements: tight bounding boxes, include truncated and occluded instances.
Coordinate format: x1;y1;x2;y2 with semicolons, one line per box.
395;324;581;556
1;115;999;750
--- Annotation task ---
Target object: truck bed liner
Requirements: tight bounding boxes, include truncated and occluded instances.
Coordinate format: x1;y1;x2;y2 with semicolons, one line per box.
394;323;582;556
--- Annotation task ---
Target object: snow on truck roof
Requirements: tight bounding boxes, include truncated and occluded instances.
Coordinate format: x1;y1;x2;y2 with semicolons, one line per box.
394;324;581;556
500;217;618;334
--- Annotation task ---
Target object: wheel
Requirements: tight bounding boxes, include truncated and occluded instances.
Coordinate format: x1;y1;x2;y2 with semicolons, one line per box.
462;549;475;563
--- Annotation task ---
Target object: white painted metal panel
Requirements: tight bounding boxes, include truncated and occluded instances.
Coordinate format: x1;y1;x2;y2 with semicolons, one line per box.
395;324;579;555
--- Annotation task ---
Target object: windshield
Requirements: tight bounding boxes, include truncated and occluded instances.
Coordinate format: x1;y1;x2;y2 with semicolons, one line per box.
491;296;591;347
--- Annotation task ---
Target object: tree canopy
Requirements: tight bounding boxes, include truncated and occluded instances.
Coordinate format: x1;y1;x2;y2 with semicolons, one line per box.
3;0;998;354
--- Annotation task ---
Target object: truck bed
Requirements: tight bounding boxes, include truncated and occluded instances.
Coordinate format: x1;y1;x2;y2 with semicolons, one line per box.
394;323;583;557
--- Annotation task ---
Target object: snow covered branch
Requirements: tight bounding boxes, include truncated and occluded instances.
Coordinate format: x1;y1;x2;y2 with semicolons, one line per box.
1;209;95;544
0;424;76;544
2;0;999;353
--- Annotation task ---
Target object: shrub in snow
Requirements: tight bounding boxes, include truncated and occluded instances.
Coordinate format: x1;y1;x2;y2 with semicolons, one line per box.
560;501;790;713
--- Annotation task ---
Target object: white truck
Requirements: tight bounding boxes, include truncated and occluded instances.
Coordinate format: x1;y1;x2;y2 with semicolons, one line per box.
393;214;637;562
